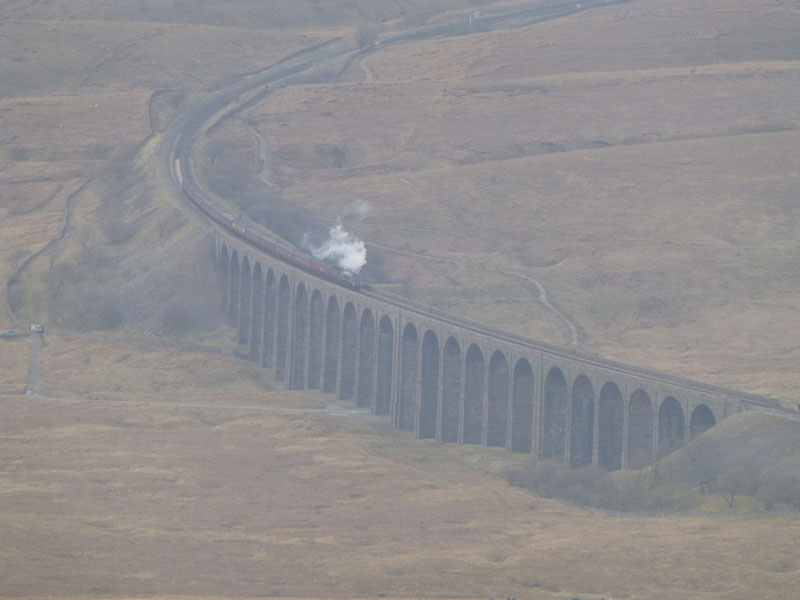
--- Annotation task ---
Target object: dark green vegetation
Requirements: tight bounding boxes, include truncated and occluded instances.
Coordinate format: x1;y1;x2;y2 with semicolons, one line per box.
506;412;800;513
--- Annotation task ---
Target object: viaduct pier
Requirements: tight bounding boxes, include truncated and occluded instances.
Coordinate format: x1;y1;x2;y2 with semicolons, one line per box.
212;229;780;471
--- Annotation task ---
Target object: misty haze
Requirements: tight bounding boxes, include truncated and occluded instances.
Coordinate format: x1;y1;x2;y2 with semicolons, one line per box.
1;1;800;600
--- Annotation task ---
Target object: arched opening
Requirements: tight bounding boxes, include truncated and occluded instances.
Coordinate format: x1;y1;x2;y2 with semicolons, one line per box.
322;296;340;393
274;275;290;382
357;309;376;409
487;351;510;447
511;358;534;453
419;330;439;439
441;337;461;443
658;396;685;457
290;283;308;390
307;290;324;389
375;316;394;415
542;367;567;459
570;374;594;467
339;302;357;401
219;244;229;313
627;389;654;469
250;264;264;362
229;249;240;322
398;323;419;430
598;381;623;471
463;344;484;445
689;404;716;439
238;256;252;344
261;270;276;368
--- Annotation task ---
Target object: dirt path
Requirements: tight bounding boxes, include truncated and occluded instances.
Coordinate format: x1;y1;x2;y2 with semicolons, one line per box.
497;267;581;347
367;241;582;347
360;55;376;83
3;177;94;331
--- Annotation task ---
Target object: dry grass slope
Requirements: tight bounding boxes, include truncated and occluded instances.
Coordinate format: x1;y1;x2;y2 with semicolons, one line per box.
1;396;799;600
250;0;800;398
1;1;799;599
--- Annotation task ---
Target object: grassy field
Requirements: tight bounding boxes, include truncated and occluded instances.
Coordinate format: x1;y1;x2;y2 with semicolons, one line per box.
1;395;800;600
247;0;800;399
1;0;799;599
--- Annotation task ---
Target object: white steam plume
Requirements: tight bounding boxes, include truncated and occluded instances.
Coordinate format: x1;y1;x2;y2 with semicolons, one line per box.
310;224;367;274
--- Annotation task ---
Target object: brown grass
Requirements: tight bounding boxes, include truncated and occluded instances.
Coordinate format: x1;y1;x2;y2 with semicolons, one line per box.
0;17;336;97
0;340;29;394
1;394;799;600
37;333;317;406
1;1;799;599
246;0;800;398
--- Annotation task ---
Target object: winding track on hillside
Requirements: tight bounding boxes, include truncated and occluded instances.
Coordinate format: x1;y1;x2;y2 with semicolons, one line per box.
159;0;629;345
158;0;793;415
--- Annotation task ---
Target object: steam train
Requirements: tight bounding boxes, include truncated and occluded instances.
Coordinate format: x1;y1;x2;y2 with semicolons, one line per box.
176;155;361;290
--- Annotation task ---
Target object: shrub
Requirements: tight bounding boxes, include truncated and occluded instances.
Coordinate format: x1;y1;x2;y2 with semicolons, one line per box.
505;458;687;512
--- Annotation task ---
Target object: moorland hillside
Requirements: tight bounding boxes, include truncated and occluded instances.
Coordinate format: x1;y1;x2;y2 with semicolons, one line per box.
1;2;799;598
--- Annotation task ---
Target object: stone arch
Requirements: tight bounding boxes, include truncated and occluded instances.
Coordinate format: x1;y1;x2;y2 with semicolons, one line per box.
441;337;461;443
290;283;308;390
463;344;485;445
627;389;654;469
542;367;567;459
598;381;624;471
339;302;357;401
658;396;685;457
375;316;394;416
398;323;419;430
689;404;716;439
274;274;291;382
307;290;324;389
322;296;340;393
570;374;594;467
229;249;240;321
250;263;264;362
487;351;510;447
419;330;439;439
511;358;534;453
261;269;276;367
219;244;230;312
238;256;252;344
357;309;376;409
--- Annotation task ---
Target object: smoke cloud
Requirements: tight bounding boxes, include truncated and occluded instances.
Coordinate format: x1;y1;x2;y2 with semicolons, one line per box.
309;224;367;274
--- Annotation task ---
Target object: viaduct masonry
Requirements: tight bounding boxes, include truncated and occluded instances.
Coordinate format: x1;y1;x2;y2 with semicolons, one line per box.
214;229;779;471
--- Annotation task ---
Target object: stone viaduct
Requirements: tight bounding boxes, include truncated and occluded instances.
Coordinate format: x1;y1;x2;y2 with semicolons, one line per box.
213;229;779;471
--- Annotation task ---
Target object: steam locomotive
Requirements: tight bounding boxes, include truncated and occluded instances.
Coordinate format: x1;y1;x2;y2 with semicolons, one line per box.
177;155;361;290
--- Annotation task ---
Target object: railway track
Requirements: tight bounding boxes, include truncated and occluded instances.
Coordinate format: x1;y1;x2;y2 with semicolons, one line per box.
160;0;790;416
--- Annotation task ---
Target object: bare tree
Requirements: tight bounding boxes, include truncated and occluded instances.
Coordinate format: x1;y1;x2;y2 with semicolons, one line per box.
716;464;759;508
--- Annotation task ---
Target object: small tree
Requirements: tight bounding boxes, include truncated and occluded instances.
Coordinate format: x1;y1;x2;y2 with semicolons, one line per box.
715;464;759;508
